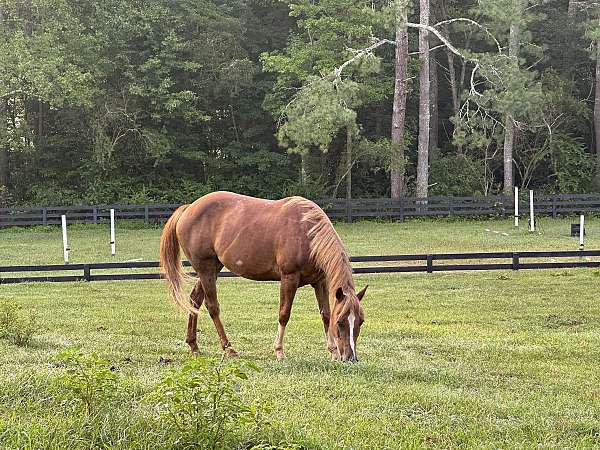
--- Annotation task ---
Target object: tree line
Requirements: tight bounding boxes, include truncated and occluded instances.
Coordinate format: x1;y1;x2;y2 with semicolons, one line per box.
1;0;599;206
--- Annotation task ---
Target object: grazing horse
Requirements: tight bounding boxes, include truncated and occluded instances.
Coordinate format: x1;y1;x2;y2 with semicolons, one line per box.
159;191;367;362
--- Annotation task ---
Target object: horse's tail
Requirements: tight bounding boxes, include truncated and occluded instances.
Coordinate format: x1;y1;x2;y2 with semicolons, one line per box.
159;204;196;314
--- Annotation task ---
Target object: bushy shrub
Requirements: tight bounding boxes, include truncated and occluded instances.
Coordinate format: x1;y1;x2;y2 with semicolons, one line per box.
55;348;118;416
429;154;486;196
0;302;37;347
148;356;260;449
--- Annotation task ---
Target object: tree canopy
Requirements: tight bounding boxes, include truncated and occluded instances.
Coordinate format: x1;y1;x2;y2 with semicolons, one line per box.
1;0;599;206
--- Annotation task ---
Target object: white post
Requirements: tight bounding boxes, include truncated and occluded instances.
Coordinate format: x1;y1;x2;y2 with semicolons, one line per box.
110;209;116;256
61;215;69;264
579;214;585;250
514;186;519;227
529;190;535;232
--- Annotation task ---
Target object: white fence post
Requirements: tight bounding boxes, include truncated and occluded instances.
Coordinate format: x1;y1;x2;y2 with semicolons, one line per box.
529;190;535;232
61;215;70;263
580;214;585;251
514;187;519;227
110;209;116;256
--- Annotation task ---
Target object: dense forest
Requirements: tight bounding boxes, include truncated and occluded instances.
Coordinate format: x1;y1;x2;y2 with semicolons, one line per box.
0;0;599;206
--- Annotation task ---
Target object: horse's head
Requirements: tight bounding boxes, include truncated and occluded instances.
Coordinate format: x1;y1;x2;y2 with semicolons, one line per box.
328;285;367;362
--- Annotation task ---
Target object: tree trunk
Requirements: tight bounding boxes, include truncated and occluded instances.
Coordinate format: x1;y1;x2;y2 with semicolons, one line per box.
416;0;430;199
430;52;438;154
0;8;8;189
300;152;308;184
346;125;352;200
595;33;600;180
447;51;459;116
503;24;520;195
390;4;409;199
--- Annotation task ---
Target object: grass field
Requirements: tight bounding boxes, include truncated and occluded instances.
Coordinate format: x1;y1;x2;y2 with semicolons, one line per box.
1;218;600;448
0;216;598;265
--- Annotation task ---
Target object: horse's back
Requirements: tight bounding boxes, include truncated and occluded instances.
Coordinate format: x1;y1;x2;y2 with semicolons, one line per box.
175;192;316;281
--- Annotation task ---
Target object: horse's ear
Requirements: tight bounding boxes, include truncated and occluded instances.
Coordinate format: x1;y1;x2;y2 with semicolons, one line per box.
357;285;368;301
335;287;345;302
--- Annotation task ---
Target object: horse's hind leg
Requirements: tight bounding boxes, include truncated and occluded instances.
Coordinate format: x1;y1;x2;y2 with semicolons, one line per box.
186;280;205;354
196;259;238;357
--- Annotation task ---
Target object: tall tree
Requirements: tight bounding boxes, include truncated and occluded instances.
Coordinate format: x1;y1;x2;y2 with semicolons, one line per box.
391;0;409;199
416;0;430;198
595;11;600;180
503;23;520;195
0;7;7;191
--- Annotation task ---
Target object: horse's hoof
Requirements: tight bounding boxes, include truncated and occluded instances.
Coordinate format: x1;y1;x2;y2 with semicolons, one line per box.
225;348;239;358
275;350;285;361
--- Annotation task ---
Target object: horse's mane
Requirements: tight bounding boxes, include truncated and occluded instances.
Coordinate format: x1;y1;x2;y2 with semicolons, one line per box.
284;197;354;297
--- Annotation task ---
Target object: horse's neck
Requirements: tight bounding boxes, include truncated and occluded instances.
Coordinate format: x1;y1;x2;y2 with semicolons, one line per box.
323;248;354;295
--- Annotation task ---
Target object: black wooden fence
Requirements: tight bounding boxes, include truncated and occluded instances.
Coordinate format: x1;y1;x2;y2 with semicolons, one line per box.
1;250;599;284
2;193;600;227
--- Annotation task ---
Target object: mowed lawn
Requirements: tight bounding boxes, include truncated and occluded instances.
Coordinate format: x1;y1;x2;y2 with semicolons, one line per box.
1;219;600;448
0;216;599;265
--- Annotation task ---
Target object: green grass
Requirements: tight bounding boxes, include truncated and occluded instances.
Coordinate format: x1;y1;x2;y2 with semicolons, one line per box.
0;216;597;265
1;219;600;448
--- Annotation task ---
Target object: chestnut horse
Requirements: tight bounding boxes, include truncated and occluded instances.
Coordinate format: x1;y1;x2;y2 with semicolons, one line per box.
159;191;367;362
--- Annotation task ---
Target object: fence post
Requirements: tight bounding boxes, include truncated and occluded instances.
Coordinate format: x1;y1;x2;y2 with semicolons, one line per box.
426;254;433;273
512;252;520;271
93;207;98;224
42;208;47;226
448;196;453;216
83;264;91;282
144;205;149;223
552;194;557;218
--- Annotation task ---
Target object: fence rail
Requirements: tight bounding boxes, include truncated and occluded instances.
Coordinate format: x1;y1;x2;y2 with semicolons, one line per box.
1;250;599;284
2;193;600;227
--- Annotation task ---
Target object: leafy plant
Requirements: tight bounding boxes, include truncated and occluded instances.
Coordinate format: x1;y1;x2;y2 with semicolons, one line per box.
148;356;260;449
55;348;118;416
0;302;37;346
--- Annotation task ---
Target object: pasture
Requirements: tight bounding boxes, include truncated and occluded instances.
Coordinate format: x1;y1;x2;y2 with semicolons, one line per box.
1;218;600;448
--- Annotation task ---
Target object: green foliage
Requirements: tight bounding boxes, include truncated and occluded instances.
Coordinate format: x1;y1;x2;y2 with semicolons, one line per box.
277;78;359;154
0;185;11;207
55;348;118;416
1;0;600;203
148;356;261;449
430;154;485;196
0;302;37;347
550;134;594;193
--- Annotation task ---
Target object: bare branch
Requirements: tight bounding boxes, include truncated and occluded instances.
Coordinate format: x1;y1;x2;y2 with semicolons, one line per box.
332;38;395;79
408;43;446;56
433;18;502;53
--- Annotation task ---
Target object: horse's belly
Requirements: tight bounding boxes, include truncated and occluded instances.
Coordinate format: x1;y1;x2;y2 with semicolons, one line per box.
224;263;280;282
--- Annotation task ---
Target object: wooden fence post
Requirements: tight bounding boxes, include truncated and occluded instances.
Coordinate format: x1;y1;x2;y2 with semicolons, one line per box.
83;264;91;281
399;197;404;222
42;208;47;226
93;207;98;224
448;197;453;216
144;205;149;223
426;254;433;273
552;194;557;218
512;252;520;271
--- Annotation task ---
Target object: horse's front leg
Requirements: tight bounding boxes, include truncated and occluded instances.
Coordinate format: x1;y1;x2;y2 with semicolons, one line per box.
313;281;336;355
273;273;300;361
